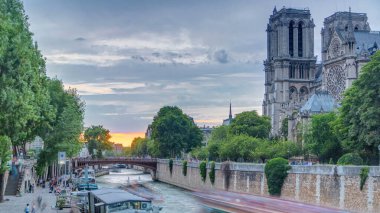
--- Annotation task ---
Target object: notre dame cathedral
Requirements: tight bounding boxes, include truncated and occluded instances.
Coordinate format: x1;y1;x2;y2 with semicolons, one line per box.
262;7;380;139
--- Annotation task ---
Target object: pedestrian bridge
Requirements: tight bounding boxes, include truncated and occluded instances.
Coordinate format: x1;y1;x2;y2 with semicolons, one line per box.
72;157;157;170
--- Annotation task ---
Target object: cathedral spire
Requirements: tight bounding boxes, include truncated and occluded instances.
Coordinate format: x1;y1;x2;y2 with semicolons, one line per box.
229;101;232;120
273;6;277;14
346;7;356;44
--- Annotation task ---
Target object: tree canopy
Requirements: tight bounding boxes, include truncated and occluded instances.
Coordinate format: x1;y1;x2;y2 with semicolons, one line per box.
84;125;112;158
151;106;202;158
229;111;270;139
0;0;53;150
304;112;342;163
336;51;380;163
37;79;85;175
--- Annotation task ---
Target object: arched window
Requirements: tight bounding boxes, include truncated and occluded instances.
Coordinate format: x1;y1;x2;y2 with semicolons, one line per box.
289;87;298;101
299;87;308;101
289;21;294;57
354;25;359;31
345;25;348;31
298;22;303;57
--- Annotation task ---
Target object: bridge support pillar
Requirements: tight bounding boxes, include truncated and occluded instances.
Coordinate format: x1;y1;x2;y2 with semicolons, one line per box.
152;170;157;181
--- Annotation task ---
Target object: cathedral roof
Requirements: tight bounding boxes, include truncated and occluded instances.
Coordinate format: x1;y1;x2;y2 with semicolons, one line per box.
300;91;338;115
354;31;380;55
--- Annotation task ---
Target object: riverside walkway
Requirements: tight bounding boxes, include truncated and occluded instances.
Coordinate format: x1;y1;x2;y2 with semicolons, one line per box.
1;186;72;213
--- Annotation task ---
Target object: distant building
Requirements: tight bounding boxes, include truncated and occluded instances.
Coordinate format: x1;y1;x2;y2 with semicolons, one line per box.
288;91;338;141
222;102;233;126
113;143;124;155
262;7;380;137
199;125;213;146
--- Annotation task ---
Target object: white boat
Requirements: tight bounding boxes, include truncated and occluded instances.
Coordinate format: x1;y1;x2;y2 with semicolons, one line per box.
88;188;162;213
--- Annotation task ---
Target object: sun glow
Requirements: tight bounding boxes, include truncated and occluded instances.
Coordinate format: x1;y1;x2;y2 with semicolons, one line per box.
110;132;145;147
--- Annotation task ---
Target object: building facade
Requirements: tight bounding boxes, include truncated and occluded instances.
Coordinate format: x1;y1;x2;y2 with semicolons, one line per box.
262;7;317;136
263;7;380;137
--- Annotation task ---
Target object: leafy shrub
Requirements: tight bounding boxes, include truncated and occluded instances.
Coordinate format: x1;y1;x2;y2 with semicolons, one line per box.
199;161;207;182
264;157;291;196
221;161;231;190
182;160;188;176
56;197;66;209
360;167;369;191
169;159;173;175
209;161;215;185
337;153;363;165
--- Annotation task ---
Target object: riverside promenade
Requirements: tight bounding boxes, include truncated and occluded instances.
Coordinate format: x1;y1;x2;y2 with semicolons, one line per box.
1;186;73;213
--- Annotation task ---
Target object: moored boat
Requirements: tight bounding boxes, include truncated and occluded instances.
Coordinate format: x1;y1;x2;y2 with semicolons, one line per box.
88;188;162;213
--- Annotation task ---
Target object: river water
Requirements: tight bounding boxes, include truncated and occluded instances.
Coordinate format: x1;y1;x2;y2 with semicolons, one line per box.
96;169;226;213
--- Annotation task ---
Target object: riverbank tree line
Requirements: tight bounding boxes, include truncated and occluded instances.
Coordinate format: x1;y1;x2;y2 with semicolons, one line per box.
0;0;85;202
129;52;380;166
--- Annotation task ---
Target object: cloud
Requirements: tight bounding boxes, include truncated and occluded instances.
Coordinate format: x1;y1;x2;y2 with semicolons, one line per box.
75;37;86;41
94;31;206;52
46;53;129;66
212;49;229;63
46;31;256;66
64;82;146;95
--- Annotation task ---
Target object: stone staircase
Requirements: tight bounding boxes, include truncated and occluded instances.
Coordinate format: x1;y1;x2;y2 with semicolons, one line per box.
4;170;20;196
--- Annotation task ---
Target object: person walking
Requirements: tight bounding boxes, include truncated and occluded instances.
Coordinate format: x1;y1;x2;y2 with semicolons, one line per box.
24;203;30;213
31;203;36;213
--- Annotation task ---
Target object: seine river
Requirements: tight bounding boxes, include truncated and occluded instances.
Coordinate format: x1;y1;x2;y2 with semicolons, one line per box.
96;169;226;213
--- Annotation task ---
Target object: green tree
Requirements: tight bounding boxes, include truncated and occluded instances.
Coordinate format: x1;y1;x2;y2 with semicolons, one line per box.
191;146;209;160
219;135;259;161
336;51;380;164
251;139;301;162
0;136;11;202
130;137;151;157
147;139;160;157
37;81;85;175
206;125;230;161
0;0;53;154
151;106;202;157
229;111;270;139
304;112;341;163
84;125;112;158
251;139;272;163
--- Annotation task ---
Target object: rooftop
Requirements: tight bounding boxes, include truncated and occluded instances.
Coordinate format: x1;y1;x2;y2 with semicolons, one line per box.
354;31;380;55
90;188;149;204
300;91;338;115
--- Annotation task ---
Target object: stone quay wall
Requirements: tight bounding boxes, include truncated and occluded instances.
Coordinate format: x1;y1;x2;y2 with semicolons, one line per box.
156;159;380;213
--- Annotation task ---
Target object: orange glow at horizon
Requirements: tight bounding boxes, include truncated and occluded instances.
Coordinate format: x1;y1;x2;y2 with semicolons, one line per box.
110;132;145;147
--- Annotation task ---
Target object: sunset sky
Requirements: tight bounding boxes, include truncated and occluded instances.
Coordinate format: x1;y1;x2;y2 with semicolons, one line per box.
21;0;380;146
110;132;145;147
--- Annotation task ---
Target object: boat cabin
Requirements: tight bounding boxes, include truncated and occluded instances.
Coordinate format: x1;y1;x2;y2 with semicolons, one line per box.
88;188;152;213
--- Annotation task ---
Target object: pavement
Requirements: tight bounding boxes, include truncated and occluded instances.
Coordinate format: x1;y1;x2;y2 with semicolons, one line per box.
1;186;73;213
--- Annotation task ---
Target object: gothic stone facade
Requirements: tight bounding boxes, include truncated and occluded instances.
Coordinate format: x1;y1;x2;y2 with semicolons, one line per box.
321;11;376;101
263;7;380;136
262;7;316;136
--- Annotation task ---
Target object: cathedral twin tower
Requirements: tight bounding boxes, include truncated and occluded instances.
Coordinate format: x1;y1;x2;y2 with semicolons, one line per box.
263;7;316;136
262;7;379;136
